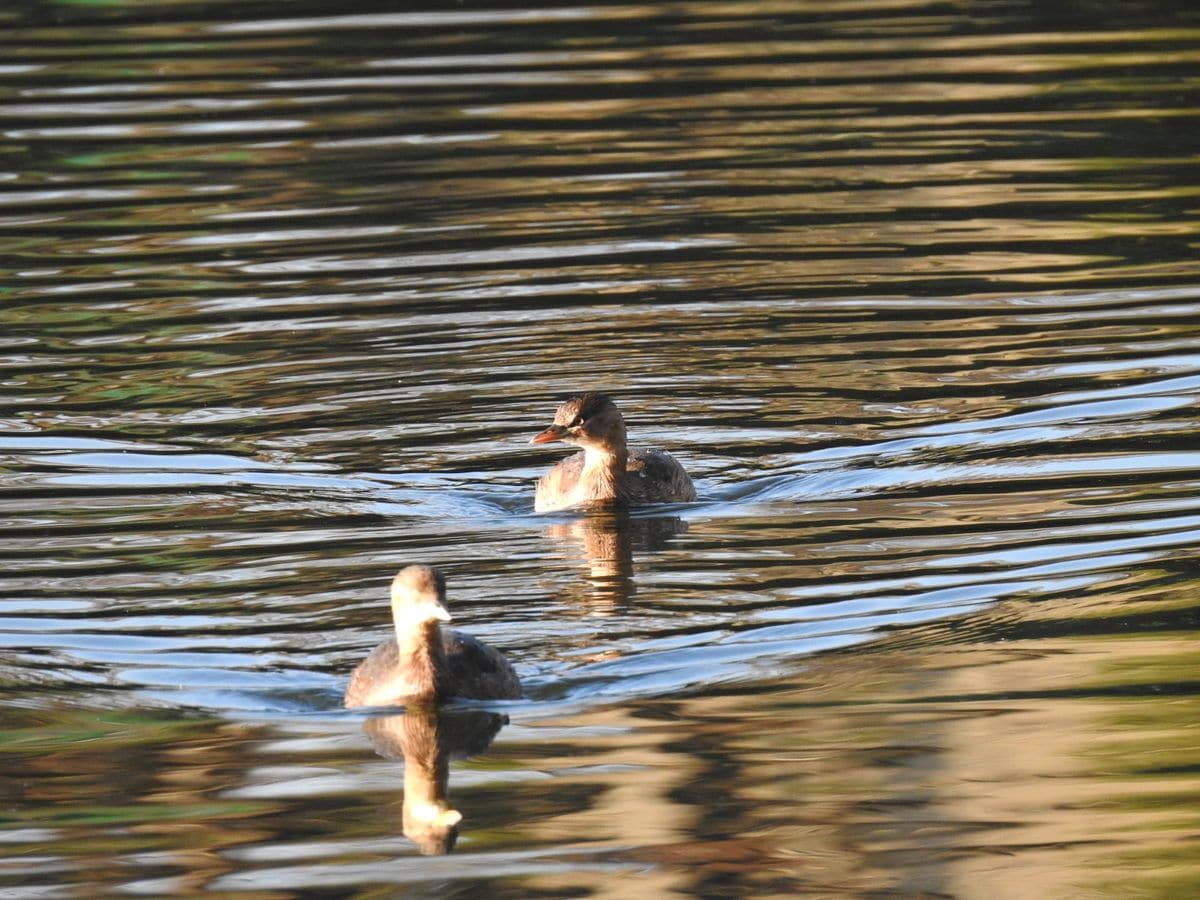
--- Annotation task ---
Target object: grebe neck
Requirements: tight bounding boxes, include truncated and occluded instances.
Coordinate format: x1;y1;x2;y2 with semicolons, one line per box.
394;620;448;700
580;444;628;502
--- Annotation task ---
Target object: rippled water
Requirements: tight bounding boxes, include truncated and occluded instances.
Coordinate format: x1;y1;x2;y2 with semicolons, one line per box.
3;1;1200;896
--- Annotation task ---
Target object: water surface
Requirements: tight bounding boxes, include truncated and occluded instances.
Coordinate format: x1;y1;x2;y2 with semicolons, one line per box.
2;1;1199;896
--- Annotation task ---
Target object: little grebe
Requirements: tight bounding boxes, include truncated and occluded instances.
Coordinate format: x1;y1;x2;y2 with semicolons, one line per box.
531;392;697;513
344;565;522;708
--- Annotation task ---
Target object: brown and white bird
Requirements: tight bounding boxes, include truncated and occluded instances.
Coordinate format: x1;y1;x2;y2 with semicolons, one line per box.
530;392;697;513
344;565;522;708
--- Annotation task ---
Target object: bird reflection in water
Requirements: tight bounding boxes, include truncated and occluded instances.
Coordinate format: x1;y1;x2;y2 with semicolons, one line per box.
542;507;688;612
361;705;508;855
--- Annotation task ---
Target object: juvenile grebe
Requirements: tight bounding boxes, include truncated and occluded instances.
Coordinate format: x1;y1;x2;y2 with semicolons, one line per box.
531;392;697;513
344;565;522;707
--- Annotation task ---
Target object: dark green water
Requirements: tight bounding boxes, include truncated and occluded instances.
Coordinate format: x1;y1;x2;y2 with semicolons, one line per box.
2;1;1199;895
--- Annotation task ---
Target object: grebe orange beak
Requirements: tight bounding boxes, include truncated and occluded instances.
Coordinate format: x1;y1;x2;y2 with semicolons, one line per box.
530;425;568;445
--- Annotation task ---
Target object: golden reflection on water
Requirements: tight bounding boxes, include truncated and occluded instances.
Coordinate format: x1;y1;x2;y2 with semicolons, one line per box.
498;584;1200;897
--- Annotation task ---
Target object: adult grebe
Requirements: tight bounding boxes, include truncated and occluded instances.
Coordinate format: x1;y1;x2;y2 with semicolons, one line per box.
531;392;696;513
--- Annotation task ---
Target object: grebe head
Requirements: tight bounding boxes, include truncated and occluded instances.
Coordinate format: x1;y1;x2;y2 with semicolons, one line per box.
390;565;452;628
530;392;627;453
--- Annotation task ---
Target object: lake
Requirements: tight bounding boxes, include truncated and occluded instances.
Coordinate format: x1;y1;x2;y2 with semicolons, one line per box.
2;1;1199;896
